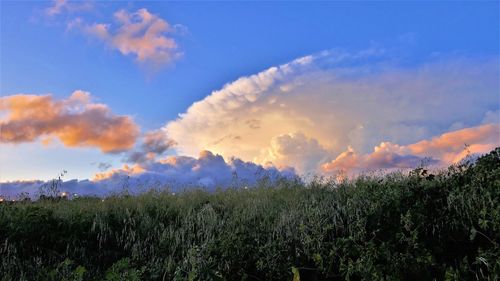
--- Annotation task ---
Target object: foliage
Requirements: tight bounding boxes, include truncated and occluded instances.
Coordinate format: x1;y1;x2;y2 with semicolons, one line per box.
0;148;499;280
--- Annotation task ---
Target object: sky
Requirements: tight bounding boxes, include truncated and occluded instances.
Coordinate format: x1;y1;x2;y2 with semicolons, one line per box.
0;0;499;197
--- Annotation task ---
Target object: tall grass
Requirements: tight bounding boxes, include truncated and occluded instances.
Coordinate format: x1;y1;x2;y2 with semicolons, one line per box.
0;148;498;281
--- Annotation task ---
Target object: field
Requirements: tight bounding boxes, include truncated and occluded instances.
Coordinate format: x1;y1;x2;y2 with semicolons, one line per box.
1;148;499;281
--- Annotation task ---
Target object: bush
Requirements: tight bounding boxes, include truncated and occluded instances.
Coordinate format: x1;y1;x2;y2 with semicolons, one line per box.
0;148;498;280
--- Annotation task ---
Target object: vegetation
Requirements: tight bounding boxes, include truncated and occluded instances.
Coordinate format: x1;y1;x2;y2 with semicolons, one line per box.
1;148;499;281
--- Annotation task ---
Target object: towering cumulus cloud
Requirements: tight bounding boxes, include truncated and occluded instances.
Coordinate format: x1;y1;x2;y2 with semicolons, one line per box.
0;91;139;152
164;50;499;174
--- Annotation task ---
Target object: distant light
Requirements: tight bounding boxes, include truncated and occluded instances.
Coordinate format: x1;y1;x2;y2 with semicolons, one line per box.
101;199;105;202
244;186;248;189
0;198;4;202
61;192;68;197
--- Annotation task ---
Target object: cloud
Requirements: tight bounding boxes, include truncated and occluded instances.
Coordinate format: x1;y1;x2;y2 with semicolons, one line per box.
45;0;67;16
407;123;500;163
163;50;499;174
482;110;500;125
4;121;495;198
125;129;177;163
322;124;500;175
257;132;329;173
44;1;183;69
0;179;105;199
96;150;295;190
321;143;436;175
45;0;93;17
0;91;139;153
0;151;295;199
71;8;181;68
91;162;113;172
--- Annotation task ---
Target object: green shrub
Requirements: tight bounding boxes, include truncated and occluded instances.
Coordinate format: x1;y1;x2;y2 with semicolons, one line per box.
0;148;498;280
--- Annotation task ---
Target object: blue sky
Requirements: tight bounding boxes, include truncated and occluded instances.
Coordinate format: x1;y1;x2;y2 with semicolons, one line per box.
1;1;499;188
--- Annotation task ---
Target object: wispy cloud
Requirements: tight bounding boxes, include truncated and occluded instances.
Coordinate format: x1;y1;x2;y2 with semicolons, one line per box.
0;91;139;153
97;162;112;172
45;0;93;17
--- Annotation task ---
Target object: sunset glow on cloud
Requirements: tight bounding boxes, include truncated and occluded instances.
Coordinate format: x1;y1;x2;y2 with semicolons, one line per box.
67;7;181;68
407;123;500;163
322;124;500;175
0;91;139;153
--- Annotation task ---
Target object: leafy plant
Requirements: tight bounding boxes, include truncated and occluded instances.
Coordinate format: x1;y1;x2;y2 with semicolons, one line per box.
0;148;498;280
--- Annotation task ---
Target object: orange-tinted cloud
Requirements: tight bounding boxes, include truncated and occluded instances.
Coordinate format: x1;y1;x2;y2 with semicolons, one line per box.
0;91;139;153
408;123;500;163
93;164;145;181
48;1;183;69
76;8;182;68
321;143;431;175
322;124;500;175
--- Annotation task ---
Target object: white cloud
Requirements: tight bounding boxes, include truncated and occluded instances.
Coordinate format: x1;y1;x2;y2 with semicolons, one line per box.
164;50;499;174
257;132;329;174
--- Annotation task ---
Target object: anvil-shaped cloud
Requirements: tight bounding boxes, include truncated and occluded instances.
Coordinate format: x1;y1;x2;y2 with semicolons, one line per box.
164;50;499;174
